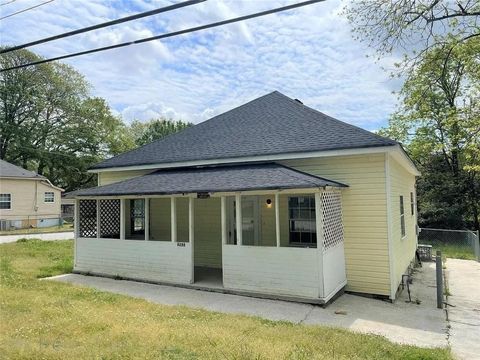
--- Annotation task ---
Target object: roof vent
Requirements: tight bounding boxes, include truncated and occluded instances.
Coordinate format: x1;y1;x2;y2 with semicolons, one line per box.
294;98;303;104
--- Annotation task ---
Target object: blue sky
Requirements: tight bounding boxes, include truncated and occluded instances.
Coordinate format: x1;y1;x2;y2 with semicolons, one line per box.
1;0;402;130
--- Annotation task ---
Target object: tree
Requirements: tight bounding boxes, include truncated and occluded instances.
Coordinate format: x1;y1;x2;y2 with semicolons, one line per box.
380;39;480;229
344;1;480;60
0;49;131;190
129;118;192;147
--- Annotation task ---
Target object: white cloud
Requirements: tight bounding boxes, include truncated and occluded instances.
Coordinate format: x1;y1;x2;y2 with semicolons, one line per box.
1;0;402;130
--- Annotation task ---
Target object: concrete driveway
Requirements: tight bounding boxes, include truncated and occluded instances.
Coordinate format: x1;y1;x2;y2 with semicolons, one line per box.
50;261;447;349
0;231;74;244
446;259;480;360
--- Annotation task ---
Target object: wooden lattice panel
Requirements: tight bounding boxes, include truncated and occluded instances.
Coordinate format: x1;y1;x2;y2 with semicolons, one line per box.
321;191;344;251
100;199;120;238
79;200;97;238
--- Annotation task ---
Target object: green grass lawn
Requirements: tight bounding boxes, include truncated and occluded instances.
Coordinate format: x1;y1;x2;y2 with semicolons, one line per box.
0;223;73;235
430;244;477;260
0;240;452;359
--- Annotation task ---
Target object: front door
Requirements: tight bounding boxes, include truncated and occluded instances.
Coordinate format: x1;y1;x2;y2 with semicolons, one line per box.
228;196;260;245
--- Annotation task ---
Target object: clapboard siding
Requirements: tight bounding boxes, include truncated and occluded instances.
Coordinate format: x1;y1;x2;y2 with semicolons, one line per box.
223;245;320;299
194;198;222;268
281;154;391;296
388;154;417;293
75;238;192;284
98;170;152;186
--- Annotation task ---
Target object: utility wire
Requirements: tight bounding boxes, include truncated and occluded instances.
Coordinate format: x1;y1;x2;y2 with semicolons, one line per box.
0;0;206;54
0;0;325;72
0;0;20;7
0;0;54;20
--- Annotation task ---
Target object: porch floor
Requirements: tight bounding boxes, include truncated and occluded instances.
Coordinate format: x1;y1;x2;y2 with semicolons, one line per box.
194;266;223;289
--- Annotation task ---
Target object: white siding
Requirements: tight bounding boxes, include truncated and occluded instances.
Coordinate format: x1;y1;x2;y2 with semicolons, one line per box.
75;238;192;284
223;245;321;299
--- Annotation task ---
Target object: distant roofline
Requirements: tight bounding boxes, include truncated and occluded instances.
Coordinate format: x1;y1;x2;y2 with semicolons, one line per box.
89;144;420;177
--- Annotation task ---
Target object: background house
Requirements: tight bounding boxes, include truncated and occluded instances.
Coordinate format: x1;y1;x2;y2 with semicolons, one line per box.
0;159;63;230
69;91;420;303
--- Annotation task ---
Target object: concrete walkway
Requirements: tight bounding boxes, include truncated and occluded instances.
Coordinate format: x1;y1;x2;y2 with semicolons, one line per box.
446;259;480;360
0;231;74;244
49;262;447;349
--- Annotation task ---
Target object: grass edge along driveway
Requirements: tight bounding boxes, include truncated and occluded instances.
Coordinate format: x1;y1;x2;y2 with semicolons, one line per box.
0;240;452;359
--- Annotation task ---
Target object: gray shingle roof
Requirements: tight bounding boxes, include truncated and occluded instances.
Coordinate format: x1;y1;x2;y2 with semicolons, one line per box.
91;91;397;170
69;163;346;197
0;159;45;179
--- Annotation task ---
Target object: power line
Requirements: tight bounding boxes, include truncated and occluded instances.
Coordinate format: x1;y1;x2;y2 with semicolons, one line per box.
0;0;325;72
0;0;20;7
0;0;54;20
0;0;206;54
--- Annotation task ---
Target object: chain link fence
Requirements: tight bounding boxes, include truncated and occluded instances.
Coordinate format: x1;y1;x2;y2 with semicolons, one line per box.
418;228;480;261
0;216;73;234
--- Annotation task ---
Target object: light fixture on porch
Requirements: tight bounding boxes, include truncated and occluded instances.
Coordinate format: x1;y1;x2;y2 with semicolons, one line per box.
265;198;272;208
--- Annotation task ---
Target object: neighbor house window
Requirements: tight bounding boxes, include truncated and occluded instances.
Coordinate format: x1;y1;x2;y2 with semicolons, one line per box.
44;192;55;203
410;192;415;216
400;195;406;238
0;194;11;209
130;199;145;235
288;196;316;246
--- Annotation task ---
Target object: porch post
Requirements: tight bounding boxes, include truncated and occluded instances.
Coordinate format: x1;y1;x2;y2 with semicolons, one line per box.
120;198;125;240
189;197;194;244
144;198;149;241
221;196;227;245
96;199;100;239
235;193;242;245
171;197;177;242
315;192;324;252
74;199;79;238
275;193;280;247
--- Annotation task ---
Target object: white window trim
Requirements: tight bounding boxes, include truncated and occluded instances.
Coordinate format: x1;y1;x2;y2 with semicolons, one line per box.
400;195;406;239
44;191;55;203
0;193;12;210
288;195;317;247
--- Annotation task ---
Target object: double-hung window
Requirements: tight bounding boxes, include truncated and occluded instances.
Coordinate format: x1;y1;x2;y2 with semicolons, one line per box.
410;192;415;216
130;199;145;235
400;195;406;238
288;196;316;247
44;192;55;203
0;194;11;209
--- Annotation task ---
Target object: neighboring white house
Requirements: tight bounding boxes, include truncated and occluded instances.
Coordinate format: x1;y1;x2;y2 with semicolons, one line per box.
0;160;63;230
68;91;420;304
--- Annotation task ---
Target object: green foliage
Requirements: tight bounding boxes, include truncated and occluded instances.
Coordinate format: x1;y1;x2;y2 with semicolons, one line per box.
129;118;192;147
380;38;480;230
0;49;132;191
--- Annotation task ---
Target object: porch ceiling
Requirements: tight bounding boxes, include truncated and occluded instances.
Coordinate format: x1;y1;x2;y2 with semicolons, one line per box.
67;163;347;198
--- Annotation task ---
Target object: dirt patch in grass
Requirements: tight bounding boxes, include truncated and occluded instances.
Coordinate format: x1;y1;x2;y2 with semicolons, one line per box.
0;239;452;359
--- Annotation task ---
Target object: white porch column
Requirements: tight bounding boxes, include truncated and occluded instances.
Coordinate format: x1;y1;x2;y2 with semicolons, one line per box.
96;199;100;239
221;196;227;245
315;192;324;252
120;198;125;240
235;193;242;245
74;199;79;238
188;197;194;244
144;198;149;241
275;193;280;247
171;197;177;242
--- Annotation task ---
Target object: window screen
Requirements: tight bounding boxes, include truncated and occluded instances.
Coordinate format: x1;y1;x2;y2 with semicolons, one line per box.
288;196;316;246
400;195;406;237
44;192;55;203
0;194;11;209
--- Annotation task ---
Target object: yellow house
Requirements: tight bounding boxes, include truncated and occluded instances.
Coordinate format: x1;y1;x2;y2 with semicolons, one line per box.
0;160;63;230
69;92;420;303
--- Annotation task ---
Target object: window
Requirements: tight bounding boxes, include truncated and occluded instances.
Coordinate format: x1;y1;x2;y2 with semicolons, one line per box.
130;199;145;235
0;194;11;209
410;192;415;216
44;192;55;203
288;196;316;247
400;195;406;238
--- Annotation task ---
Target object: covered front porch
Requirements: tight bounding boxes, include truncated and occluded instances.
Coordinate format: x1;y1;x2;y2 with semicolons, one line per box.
72;163;348;303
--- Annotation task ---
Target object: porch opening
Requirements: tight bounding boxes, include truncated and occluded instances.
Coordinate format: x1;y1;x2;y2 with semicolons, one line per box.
193;197;223;288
